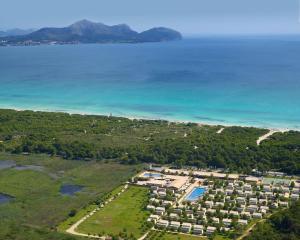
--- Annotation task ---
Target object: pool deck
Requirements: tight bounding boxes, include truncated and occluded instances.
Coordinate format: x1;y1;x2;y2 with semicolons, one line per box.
178;180;204;204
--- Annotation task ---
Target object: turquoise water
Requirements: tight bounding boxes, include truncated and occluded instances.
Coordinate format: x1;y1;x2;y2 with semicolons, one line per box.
185;187;206;201
0;37;300;129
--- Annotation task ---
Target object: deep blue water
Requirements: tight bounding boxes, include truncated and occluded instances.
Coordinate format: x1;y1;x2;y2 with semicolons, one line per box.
0;37;300;129
185;187;206;201
60;184;83;196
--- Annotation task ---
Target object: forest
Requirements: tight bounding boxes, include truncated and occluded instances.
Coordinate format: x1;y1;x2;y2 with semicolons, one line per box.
0;109;299;174
245;200;300;240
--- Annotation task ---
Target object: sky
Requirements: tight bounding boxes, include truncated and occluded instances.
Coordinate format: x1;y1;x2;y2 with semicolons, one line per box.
1;0;300;35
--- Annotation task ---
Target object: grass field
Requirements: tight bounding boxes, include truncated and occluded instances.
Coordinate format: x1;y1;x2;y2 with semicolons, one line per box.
77;185;150;238
0;153;139;239
146;231;206;240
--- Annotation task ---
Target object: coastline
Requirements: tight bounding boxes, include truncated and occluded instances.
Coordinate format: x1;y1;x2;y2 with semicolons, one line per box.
0;105;297;132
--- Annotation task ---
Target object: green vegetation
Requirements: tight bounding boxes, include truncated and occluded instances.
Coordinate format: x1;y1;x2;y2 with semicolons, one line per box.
0;223;81;240
146;230;206;240
246;200;300;240
0;153;138;239
77;185;150;238
0;109;299;174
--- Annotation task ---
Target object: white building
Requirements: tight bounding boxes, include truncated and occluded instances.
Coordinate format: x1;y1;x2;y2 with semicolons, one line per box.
181;222;192;233
291;194;299;201
222;218;232;227
155;207;165;215
205;201;214;208
247;205;258;213
238;219;248;225
156;219;169;229
146;205;155;211
253;212;262;219
170;213;179;220
193;224;204;235
147;214;160;223
206;226;216;235
169;221;180;230
249;198;258;205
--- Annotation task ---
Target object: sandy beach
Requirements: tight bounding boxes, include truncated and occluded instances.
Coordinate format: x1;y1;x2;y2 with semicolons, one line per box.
0;106;297;133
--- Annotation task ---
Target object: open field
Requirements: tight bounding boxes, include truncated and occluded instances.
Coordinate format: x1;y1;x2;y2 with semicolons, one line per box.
77;185;150;238
0;153;138;239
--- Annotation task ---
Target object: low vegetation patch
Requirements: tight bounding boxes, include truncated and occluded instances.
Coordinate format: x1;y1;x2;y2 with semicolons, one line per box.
0;153;138;239
146;230;206;240
77;185;150;238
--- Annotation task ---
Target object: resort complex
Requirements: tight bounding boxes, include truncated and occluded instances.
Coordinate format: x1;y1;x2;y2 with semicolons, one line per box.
63;166;300;239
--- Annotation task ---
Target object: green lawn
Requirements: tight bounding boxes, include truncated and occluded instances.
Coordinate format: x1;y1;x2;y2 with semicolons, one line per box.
77;185;150;238
146;231;206;240
0;153;138;239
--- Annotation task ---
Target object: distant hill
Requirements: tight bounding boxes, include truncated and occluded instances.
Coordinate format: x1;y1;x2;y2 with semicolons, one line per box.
0;28;35;37
0;20;182;45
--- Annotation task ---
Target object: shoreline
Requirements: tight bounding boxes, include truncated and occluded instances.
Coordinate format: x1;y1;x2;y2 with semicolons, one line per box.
0;106;297;132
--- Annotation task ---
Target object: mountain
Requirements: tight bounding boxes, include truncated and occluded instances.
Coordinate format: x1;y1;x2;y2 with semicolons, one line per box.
138;27;182;42
0;28;35;37
0;20;182;45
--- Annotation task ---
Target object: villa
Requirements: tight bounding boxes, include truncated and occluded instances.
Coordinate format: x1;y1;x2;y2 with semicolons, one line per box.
222;218;232;227
238;219;248;225
169;213;179;220
156;219;169;229
181;222;192;233
253;212;262;219
193;224;204;235
212;217;220;224
206;226;216;235
169;221;180;230
155;206;165;215
147;214;160;223
146;205;155;211
291;194;299;201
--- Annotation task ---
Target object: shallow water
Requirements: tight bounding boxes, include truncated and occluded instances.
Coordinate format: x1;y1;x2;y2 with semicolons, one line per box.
60;184;83;196
0;160;16;170
14;165;44;171
0;193;14;204
1;37;300;129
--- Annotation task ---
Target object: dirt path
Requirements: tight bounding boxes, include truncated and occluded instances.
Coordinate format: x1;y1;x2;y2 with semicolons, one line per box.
237;212;275;240
65;184;129;238
217;127;225;134
256;129;289;145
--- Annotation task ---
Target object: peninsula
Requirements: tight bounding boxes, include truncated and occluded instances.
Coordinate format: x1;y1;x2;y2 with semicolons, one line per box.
0;20;182;46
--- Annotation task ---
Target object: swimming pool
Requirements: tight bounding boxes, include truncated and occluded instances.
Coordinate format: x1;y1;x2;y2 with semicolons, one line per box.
185;187;206;201
143;172;162;178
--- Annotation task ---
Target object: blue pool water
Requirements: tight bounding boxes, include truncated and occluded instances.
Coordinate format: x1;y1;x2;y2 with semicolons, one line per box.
185;187;206;201
1;37;300;129
143;172;162;178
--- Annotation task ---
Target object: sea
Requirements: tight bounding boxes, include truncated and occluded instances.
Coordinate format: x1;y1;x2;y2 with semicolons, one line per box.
0;36;300;130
